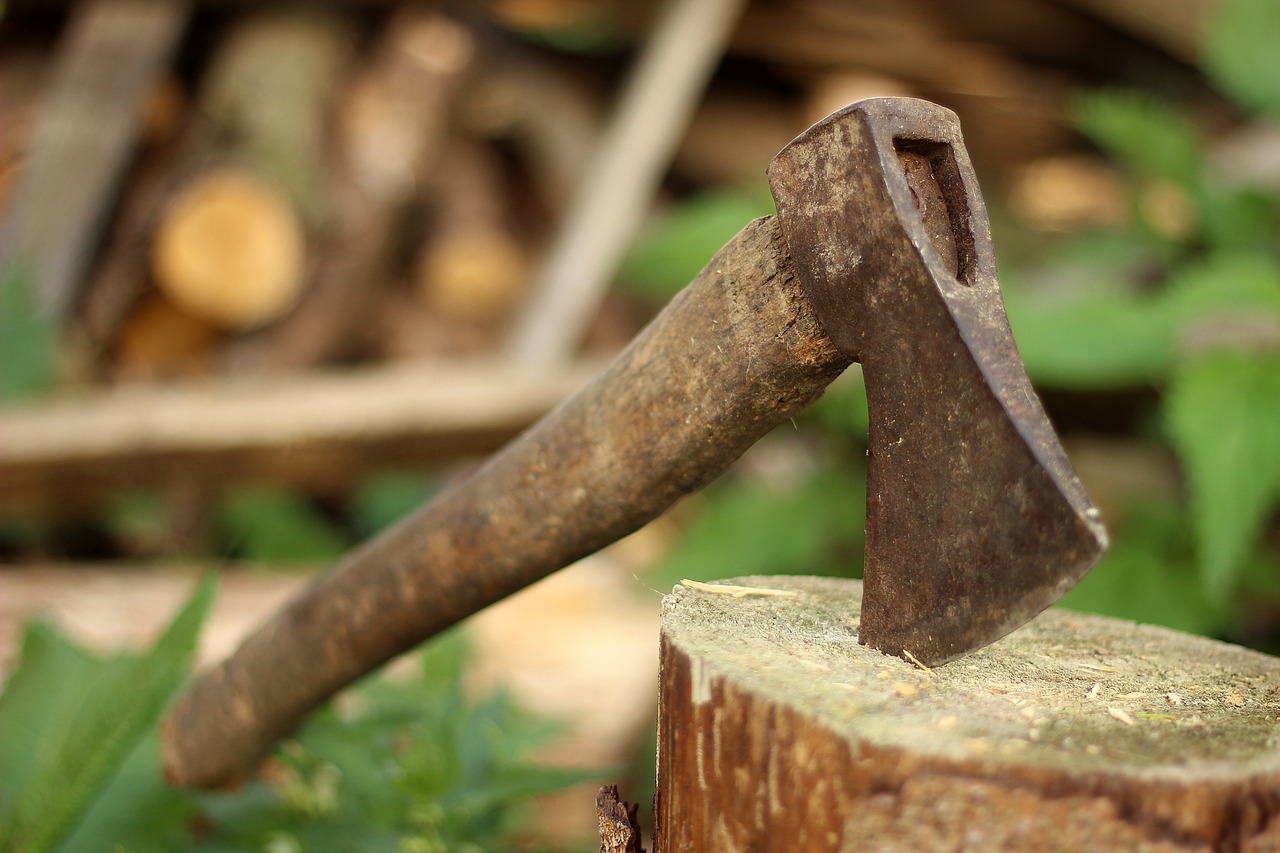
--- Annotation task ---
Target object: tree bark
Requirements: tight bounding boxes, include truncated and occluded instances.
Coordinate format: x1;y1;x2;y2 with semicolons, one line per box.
657;575;1280;852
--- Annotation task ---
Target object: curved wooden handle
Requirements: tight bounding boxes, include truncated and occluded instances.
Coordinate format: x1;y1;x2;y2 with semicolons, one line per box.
162;216;852;789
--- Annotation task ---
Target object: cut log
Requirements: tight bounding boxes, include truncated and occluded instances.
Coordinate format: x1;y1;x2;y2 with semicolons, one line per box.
151;169;306;330
113;290;219;380
657;575;1280;852
139;7;353;335
222;5;474;373
416;141;528;323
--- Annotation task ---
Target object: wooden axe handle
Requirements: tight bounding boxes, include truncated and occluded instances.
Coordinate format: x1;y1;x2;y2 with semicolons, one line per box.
162;216;852;789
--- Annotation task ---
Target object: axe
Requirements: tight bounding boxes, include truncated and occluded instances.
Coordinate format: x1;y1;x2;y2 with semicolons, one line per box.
163;98;1107;789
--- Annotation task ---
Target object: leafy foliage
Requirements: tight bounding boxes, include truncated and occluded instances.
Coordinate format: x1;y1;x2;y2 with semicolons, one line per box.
620;188;775;303
0;575;215;852
187;630;596;852
1165;352;1280;602
349;472;438;539
1002;0;1280;631
0;604;595;853
0;265;58;402
1204;0;1280;116
1071;91;1203;190
649;459;866;591
1059;501;1229;636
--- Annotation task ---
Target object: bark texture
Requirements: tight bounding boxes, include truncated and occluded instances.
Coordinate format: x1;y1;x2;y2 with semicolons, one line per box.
657;575;1280;852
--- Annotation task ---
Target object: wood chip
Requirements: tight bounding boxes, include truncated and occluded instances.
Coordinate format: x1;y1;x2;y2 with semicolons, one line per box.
679;579;799;598
1109;707;1136;726
1079;663;1116;672
1225;691;1246;707
903;649;935;675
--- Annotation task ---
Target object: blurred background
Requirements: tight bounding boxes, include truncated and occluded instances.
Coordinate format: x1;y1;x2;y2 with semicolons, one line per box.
1;0;1279;849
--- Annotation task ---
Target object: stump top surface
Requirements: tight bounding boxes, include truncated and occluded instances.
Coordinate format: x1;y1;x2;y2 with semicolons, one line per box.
662;576;1280;780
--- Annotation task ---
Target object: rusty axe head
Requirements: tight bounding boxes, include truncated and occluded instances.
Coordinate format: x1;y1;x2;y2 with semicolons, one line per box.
768;98;1108;665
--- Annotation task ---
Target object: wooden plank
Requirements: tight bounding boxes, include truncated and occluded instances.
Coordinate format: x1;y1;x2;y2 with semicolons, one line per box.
0;0;189;319
0;359;605;507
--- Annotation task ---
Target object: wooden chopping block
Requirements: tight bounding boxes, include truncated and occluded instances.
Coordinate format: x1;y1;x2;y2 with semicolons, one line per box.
656;575;1280;852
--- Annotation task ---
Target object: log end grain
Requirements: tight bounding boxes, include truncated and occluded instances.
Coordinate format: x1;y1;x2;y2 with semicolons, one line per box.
152;169;306;330
656;575;1280;852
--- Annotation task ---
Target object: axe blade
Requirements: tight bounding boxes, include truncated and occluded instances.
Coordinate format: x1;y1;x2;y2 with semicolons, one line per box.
768;98;1108;665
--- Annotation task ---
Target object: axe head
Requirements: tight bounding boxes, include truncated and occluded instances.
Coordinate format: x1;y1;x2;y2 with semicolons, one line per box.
768;98;1108;665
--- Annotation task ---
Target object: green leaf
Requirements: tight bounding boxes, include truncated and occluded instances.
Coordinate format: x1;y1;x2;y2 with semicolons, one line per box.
1005;287;1172;388
1158;251;1280;327
193;630;593;852
620;189;775;303
350;473;437;538
218;486;349;563
1197;187;1280;253
1060;501;1228;636
1071;90;1203;190
0;264;58;401
0;575;216;853
648;462;866;591
1006;252;1280;390
1203;0;1280;116
58;733;196;853
1165;352;1280;602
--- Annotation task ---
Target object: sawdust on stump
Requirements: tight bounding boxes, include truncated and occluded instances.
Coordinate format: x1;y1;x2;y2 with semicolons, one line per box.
655;575;1280;853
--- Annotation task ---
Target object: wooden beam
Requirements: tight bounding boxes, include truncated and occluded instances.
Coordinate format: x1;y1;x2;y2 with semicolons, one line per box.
0;359;605;507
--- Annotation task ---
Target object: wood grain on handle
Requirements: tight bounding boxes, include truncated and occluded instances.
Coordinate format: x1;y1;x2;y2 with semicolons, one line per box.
161;215;851;789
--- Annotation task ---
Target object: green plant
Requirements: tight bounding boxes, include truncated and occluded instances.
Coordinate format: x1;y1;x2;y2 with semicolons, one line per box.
186;630;597;853
0;576;215;852
1004;0;1280;633
0;581;596;852
216;486;350;564
0;265;59;402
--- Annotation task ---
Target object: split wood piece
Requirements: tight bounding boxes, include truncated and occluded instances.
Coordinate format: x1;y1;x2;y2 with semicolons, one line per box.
77;87;205;356
504;0;748;366
416;140;528;323
145;8;353;332
0;47;49;213
223;7;475;373
0;0;189;320
339;5;473;207
196;7;353;219
657;575;1280;852
598;784;646;853
113;290;219;380
161;216;850;790
0;358;606;511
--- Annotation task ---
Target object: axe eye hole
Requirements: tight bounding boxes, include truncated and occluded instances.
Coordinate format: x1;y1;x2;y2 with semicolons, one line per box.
893;138;977;287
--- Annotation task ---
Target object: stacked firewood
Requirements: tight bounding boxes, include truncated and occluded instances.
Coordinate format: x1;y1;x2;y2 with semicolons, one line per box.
0;0;1222;517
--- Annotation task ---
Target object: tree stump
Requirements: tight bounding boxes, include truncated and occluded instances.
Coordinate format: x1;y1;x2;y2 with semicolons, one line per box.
656;576;1280;852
